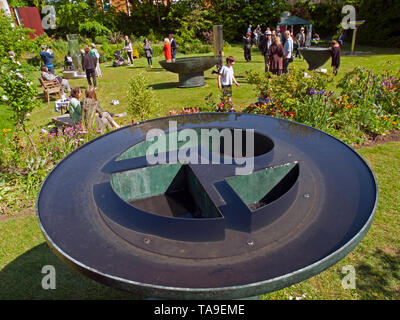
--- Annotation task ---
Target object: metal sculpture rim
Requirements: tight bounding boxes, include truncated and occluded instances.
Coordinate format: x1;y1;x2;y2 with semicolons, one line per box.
36;113;378;299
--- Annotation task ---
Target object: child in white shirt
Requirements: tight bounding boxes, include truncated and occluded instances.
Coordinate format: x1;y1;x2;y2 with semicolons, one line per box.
217;56;240;106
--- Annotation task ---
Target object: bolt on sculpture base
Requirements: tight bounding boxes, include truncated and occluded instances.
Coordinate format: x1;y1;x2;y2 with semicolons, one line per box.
37;113;377;299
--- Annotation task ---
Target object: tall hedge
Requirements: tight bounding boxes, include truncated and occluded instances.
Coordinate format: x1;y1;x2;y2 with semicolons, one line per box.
357;0;400;48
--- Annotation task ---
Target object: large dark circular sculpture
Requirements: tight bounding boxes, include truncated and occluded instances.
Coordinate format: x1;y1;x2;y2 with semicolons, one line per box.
159;56;218;88
36;113;377;299
299;47;332;71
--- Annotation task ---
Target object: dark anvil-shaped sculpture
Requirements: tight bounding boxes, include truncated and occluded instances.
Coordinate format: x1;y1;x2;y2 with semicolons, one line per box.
159;56;218;88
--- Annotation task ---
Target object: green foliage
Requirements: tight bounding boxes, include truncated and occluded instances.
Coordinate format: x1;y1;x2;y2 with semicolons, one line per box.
52;1;92;35
99;42;122;62
0;125;102;214
246;67;332;109
206;0;289;42
334;65;400;136
126;72;160;121
95;35;109;45
0;57;40;129
79;20;111;40
108;31;124;44
244;65;399;145
0;12;33;59
357;0;400;47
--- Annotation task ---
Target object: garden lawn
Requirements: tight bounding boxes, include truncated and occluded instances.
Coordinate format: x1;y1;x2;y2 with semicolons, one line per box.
0;141;399;299
1;44;397;136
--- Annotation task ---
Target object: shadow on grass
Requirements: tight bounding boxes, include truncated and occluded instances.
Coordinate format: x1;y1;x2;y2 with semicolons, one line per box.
338;248;400;299
126;66;146;69
146;68;165;72
0;243;141;299
148;82;179;90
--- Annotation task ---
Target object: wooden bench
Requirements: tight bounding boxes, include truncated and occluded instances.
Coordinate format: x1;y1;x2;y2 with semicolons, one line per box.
52;114;74;127
39;76;62;104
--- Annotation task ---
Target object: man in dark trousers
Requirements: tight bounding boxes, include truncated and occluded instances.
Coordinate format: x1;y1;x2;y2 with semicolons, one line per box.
260;31;273;73
82;47;97;88
169;34;177;62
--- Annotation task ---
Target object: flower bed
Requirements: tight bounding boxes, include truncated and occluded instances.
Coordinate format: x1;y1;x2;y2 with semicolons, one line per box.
243;66;399;145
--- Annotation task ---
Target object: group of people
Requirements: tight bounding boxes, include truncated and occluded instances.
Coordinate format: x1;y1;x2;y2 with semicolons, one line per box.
244;26;307;75
162;34;177;63
244;25;341;76
38;34;177;129
243;28;296;76
68;86;121;130
218;24;342;108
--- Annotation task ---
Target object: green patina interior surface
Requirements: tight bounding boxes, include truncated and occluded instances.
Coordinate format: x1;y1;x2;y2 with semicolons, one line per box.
226;163;298;206
110;163;183;202
116;128;250;161
110;164;221;218
117;129;200;161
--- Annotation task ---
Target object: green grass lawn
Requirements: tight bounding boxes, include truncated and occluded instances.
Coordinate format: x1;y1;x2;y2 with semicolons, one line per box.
1;43;398;135
0;44;399;299
0;141;399;300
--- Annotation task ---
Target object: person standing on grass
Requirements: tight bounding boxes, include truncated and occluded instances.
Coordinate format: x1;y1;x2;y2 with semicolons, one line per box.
218;56;240;108
247;24;252;34
268;37;284;76
169;34;177;62
295;27;306;58
329;40;341;76
283;30;293;74
90;43;102;78
163;38;172;63
243;32;252;62
124;35;134;66
82;47;97;88
143;39;153;68
260;31;273;73
40;45;55;74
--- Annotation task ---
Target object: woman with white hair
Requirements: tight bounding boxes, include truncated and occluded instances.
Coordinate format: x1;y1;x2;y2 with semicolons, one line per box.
90;43;102;78
163;38;172;63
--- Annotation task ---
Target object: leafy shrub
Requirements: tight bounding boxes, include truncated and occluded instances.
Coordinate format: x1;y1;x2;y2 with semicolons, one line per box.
243;65;399;145
108;32;124;44
0;57;40;130
99;42;123;63
126;72;161;121
0;125;102;214
79;20;111;41
0;12;33;59
95;35;109;44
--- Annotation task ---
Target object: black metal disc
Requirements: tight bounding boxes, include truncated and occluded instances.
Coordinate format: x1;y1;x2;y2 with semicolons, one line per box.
36;113;377;299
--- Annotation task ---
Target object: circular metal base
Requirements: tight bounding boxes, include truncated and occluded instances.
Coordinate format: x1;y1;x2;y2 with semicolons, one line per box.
178;72;205;88
37;113;377;299
62;70;86;79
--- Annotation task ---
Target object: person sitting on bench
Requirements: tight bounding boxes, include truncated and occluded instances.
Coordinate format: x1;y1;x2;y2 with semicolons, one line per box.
41;66;71;93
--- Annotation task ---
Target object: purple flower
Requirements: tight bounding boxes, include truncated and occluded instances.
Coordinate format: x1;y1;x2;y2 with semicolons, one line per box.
309;88;317;95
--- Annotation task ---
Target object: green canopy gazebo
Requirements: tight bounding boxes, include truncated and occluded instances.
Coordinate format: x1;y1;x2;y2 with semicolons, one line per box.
278;15;312;47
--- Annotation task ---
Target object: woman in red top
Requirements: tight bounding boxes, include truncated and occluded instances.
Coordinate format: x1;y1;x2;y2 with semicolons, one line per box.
163;38;172;62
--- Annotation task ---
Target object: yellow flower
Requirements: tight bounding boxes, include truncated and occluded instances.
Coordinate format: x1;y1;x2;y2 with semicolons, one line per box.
2;128;11;133
393;121;397;126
